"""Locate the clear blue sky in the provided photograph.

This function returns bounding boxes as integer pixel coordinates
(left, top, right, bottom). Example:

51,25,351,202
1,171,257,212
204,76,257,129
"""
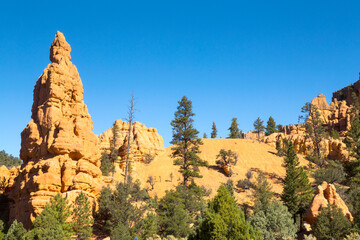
1,1,360,157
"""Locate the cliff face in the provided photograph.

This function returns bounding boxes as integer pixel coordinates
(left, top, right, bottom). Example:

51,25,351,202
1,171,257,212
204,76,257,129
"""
10,32,102,228
98,119,165,167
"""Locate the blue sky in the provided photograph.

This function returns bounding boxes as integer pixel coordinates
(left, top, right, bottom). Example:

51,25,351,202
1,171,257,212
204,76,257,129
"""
1,1,360,157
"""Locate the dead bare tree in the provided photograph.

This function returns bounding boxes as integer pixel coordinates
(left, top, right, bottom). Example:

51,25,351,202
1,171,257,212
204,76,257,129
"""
124,91,135,183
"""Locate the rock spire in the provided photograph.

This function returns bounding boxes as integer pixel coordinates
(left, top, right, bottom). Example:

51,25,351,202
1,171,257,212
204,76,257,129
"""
10,31,102,228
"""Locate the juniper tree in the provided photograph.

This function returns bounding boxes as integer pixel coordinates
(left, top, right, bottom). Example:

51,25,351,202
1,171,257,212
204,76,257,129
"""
250,200,297,240
216,149,237,177
281,142,313,221
73,192,93,240
253,117,265,140
211,122,217,138
265,116,276,136
228,118,241,139
170,96,208,186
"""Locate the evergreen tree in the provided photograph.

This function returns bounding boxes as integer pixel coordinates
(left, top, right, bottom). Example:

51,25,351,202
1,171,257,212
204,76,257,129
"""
344,117,360,185
252,171,274,212
211,122,217,139
228,118,241,139
4,220,27,240
250,200,297,240
110,122,119,168
100,152,114,176
0,150,21,169
300,103,328,165
265,116,276,136
203,133,207,139
276,124,283,132
281,142,313,219
253,117,265,140
29,193,73,239
96,180,157,239
157,189,191,238
191,185,261,240
73,192,93,240
312,204,352,240
170,96,208,185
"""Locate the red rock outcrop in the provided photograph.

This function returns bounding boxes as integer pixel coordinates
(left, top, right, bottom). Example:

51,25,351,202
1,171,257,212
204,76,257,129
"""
303,182,353,225
9,31,102,228
98,119,165,167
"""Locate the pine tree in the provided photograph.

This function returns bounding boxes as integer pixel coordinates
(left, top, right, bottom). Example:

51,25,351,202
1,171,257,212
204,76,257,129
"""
170,96,208,185
73,192,93,240
252,171,274,212
96,180,157,239
281,142,313,219
312,204,352,240
265,116,276,136
29,193,73,239
228,118,241,139
191,185,261,240
211,122,217,138
300,103,328,165
100,152,114,176
4,220,27,240
253,117,265,140
203,133,207,138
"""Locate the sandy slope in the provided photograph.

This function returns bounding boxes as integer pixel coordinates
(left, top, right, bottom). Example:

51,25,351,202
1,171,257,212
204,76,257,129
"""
131,139,309,203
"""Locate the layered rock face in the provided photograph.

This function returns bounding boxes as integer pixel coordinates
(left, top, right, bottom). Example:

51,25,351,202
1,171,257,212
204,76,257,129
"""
10,32,102,228
303,182,353,225
98,119,165,167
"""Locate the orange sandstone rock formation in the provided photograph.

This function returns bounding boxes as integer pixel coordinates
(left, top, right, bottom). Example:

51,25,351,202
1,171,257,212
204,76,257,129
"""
303,182,353,225
98,119,165,166
9,31,102,228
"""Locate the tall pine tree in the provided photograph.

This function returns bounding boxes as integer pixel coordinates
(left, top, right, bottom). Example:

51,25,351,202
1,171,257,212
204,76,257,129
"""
171,96,208,185
265,116,276,136
73,191,93,240
228,118,241,139
281,142,313,220
211,122,217,139
300,103,328,165
253,117,265,140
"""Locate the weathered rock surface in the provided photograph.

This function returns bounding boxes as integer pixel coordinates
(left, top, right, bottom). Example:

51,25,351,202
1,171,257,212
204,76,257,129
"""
98,119,165,167
303,182,353,225
9,31,102,228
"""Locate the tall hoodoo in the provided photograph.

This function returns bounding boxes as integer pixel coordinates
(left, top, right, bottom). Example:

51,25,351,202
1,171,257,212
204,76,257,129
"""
10,31,102,228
